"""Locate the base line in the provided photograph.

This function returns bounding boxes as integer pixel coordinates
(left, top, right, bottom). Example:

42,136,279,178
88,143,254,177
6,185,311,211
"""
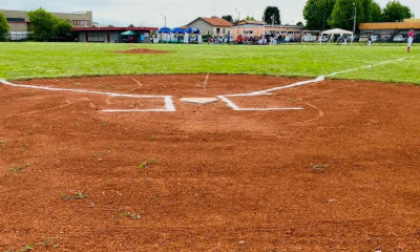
218,56,414,111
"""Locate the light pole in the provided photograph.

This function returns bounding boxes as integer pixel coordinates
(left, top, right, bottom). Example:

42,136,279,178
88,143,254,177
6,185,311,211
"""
160,13,166,27
352,3,357,42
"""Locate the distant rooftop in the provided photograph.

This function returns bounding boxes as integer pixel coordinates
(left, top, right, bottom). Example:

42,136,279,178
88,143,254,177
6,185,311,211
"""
187,17,233,27
235,20,266,26
201,17,233,27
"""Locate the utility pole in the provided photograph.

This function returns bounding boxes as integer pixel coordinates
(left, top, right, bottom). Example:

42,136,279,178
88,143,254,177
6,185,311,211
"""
160,13,167,27
272,14,275,36
352,3,357,42
322,0,327,31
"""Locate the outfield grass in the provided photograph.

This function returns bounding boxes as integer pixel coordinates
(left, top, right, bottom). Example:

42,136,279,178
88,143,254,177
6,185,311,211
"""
0,42,418,84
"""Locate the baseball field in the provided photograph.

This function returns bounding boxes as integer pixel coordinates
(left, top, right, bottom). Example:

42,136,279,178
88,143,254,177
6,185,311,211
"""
0,42,419,251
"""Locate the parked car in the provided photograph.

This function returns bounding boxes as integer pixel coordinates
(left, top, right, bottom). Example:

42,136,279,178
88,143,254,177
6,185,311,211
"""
359,35,369,42
349,35,359,42
379,35,391,42
318,36,329,42
393,35,406,42
359,35,377,43
302,35,317,42
284,36,297,43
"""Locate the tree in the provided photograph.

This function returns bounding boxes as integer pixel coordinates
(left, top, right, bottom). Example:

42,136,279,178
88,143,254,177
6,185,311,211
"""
330,0,355,30
54,19,73,41
330,0,382,32
296,21,304,26
222,15,233,23
382,0,413,22
303,0,336,30
0,11,10,41
263,6,281,25
370,1,383,22
28,8,58,41
245,16,255,21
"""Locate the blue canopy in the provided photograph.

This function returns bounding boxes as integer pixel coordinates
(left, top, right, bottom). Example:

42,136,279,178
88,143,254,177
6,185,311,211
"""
171,28,185,34
158,27,171,34
185,27,201,35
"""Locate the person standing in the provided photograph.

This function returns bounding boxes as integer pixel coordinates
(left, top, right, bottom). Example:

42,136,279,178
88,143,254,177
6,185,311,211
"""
407,28,415,53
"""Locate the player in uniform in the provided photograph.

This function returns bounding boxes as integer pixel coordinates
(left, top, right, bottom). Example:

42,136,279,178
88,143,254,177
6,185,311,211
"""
407,28,414,53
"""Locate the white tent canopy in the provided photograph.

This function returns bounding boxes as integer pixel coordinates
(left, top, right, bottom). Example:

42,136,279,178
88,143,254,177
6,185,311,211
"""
320,28,353,42
321,28,353,37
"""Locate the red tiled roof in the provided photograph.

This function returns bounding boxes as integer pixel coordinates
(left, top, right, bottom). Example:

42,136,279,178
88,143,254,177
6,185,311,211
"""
201,17,233,27
72,26,158,32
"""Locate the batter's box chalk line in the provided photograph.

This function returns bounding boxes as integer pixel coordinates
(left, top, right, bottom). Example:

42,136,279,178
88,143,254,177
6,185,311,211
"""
0,56,413,113
0,79,176,113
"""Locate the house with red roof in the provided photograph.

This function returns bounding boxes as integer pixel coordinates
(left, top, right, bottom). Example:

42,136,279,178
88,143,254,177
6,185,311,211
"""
186,17,233,38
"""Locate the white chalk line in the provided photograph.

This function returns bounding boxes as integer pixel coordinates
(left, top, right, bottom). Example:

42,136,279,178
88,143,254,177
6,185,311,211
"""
325,56,410,77
218,56,413,111
218,77,325,111
0,79,176,113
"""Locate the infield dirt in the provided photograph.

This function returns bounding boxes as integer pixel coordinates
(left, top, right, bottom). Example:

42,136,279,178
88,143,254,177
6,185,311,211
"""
0,74,419,251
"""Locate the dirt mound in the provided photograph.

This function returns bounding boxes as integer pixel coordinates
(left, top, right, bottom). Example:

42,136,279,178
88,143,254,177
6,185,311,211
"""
115,48,171,54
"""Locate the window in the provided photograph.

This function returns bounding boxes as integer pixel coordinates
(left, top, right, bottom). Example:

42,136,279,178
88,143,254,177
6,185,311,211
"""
216,28,220,34
72,20,91,27
7,18,25,22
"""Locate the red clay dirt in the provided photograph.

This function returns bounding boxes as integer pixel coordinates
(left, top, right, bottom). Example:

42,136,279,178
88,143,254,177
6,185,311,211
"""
114,48,171,54
0,74,419,251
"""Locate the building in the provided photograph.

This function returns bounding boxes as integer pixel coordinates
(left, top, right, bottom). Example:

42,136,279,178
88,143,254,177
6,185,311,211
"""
359,19,419,41
186,17,233,37
265,24,305,41
1,9,93,40
72,26,158,43
232,20,304,41
232,20,266,40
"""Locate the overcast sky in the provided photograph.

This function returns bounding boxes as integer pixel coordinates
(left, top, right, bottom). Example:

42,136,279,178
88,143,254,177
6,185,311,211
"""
0,0,419,27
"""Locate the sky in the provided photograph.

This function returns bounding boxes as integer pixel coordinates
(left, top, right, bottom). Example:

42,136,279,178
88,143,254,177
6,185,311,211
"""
0,0,419,27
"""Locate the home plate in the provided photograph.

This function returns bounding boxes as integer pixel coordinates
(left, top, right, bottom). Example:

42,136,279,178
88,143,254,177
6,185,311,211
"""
180,97,219,104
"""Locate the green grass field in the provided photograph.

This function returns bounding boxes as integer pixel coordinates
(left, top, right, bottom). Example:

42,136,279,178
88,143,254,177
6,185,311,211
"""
0,42,418,84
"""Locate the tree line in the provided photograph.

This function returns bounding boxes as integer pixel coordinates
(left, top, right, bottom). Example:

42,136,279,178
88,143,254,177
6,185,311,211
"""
304,0,413,31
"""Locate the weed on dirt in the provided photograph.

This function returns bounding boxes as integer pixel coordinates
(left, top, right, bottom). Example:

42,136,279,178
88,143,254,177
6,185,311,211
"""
61,190,89,200
10,163,30,173
13,236,59,252
138,158,157,170
0,139,7,149
312,164,328,173
119,211,141,220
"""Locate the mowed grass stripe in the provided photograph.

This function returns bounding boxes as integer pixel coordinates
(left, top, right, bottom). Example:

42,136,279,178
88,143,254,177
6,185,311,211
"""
0,42,418,84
